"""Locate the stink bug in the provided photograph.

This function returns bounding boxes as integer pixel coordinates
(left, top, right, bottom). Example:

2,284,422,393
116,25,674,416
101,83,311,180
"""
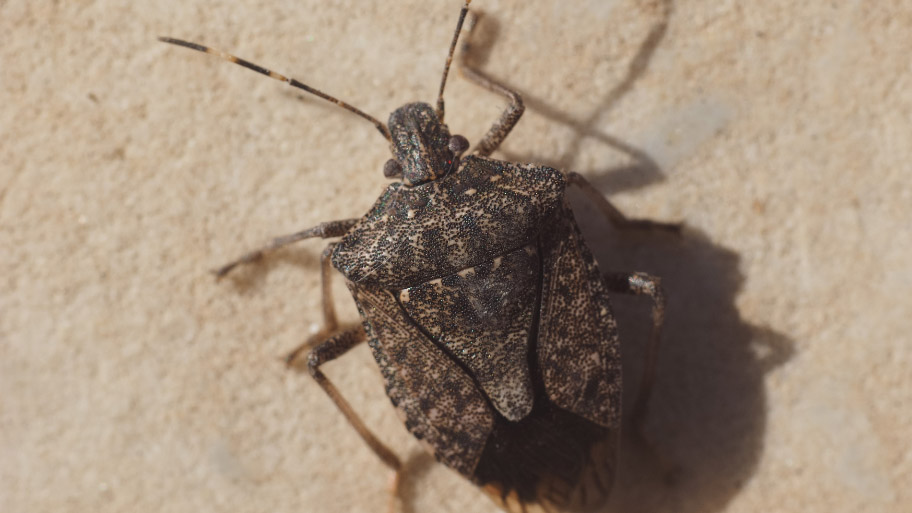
161,2,670,511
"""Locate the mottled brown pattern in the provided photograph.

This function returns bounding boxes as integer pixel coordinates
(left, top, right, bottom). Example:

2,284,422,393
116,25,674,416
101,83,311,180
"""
350,283,495,476
332,155,564,289
339,185,624,505
399,244,539,421
538,203,622,428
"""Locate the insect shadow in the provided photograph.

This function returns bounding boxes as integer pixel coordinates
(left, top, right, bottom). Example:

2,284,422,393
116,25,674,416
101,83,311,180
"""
492,0,673,194
578,214,794,513
220,248,322,294
467,1,795,511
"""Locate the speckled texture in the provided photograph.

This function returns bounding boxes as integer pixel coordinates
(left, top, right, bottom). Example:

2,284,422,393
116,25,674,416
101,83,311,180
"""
2,1,910,513
333,155,564,288
388,103,455,185
539,203,623,429
352,283,494,477
400,244,538,422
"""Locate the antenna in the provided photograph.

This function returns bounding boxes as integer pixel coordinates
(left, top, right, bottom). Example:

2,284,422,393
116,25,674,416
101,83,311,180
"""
158,37,391,141
435,1,472,122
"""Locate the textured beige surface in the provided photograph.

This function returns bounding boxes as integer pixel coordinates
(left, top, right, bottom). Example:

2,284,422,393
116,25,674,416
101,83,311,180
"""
3,0,910,512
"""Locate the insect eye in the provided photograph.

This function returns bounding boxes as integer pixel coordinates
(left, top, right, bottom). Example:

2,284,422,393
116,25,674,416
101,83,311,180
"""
448,134,469,157
383,159,403,179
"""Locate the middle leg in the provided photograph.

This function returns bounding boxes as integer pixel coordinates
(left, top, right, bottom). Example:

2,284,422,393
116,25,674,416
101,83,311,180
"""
305,326,404,511
603,270,679,481
602,271,665,434
285,242,357,367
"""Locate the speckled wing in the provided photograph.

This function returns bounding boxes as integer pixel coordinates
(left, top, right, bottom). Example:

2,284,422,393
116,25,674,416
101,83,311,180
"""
537,203,622,428
333,155,565,289
349,283,495,476
398,244,539,422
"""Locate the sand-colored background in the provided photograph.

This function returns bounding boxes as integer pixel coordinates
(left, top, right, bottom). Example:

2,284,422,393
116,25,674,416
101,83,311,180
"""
2,0,909,512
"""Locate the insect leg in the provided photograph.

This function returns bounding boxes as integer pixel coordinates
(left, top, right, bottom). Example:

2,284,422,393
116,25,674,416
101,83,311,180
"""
306,326,404,506
213,218,359,278
457,10,525,157
565,172,681,233
602,271,665,435
282,242,359,367
603,271,680,484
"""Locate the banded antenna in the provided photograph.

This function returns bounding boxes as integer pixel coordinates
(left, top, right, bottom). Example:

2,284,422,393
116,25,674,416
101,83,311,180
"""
157,37,391,141
435,1,472,122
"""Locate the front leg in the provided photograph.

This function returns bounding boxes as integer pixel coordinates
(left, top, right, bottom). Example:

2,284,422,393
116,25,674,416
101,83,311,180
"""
213,218,360,278
458,10,525,157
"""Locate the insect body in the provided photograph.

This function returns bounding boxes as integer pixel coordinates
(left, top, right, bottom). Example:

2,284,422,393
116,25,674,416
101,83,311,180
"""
161,2,667,512
339,152,625,509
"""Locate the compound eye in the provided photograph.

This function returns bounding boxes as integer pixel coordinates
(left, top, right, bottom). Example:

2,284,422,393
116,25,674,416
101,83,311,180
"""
383,159,403,179
448,134,469,157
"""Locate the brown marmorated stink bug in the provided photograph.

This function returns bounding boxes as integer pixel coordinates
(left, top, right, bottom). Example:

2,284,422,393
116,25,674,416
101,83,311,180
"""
161,2,672,511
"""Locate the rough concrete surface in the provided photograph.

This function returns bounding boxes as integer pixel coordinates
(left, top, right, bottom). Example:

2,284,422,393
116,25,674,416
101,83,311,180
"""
2,1,910,512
